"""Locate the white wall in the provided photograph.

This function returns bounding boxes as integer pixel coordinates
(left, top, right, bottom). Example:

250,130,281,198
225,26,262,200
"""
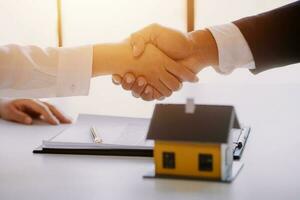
0,0,57,46
61,0,186,45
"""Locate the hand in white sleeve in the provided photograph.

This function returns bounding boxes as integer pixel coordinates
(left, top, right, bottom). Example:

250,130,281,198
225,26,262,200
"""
208,23,255,74
0,44,93,98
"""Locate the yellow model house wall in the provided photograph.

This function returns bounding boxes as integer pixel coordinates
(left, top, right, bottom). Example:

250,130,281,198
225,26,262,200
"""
154,141,221,179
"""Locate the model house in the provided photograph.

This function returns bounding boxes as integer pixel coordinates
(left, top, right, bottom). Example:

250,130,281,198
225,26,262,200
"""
146,102,241,181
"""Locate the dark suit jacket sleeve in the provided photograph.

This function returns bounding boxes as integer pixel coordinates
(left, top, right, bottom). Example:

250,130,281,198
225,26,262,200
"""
233,1,300,74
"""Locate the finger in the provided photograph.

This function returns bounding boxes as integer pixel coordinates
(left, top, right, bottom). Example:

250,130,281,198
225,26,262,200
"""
141,85,155,101
43,102,72,124
131,76,147,97
153,89,165,101
7,106,33,125
164,58,199,83
153,80,172,97
26,100,60,125
130,33,146,57
160,71,182,91
121,73,136,90
112,74,122,85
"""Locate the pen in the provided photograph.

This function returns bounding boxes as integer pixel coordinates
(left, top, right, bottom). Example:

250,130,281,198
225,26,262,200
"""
90,126,102,143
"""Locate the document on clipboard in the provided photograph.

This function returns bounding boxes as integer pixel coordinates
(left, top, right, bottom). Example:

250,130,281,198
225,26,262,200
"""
33,114,153,156
33,114,250,158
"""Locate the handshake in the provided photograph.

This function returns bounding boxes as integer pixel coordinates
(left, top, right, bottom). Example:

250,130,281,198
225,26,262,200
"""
92,24,219,101
0,25,218,126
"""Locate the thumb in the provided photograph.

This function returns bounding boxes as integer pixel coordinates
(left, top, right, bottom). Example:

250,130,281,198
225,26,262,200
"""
8,107,33,125
130,33,146,57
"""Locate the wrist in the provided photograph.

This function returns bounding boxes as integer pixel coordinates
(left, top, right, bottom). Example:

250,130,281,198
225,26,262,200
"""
188,29,219,68
92,42,135,77
92,44,112,77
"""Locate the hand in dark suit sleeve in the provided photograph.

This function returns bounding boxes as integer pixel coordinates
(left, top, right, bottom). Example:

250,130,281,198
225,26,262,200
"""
233,1,300,74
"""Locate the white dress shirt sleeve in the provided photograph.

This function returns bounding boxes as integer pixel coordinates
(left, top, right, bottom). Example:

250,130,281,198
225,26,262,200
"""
208,23,256,74
0,44,93,98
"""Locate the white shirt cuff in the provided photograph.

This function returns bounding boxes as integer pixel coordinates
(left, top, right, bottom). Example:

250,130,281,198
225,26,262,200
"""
208,23,255,74
56,45,93,97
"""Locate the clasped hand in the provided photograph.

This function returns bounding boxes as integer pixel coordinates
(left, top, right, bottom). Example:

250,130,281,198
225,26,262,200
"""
113,24,218,101
111,24,214,101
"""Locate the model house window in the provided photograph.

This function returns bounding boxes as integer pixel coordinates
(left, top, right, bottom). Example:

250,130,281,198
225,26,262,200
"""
199,154,213,171
163,152,176,169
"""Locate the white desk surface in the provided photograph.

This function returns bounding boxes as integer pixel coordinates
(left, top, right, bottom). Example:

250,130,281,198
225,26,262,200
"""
1,83,300,200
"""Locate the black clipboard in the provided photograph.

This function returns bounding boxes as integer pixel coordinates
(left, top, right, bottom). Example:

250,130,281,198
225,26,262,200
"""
33,145,153,157
33,128,250,160
233,127,251,160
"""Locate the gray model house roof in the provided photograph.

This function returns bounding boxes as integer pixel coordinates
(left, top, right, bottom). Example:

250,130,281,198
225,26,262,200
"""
146,104,240,143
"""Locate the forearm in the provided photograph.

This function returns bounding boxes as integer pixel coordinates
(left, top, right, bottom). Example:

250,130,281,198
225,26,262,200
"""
190,1,300,75
0,44,92,97
233,1,300,73
188,25,257,75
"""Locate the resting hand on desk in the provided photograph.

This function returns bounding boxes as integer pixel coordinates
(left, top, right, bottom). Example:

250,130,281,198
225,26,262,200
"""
112,24,218,101
0,99,71,125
